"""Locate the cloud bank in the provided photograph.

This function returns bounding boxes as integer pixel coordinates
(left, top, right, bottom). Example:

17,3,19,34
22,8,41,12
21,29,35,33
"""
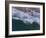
12,8,40,24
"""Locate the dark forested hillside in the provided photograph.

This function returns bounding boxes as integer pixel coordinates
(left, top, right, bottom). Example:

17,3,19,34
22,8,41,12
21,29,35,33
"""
12,19,40,31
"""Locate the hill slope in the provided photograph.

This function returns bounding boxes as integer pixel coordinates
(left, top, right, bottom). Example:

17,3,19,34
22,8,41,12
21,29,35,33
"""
12,19,40,31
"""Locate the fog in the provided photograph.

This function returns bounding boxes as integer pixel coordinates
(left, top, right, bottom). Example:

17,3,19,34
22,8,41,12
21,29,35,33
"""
12,8,40,24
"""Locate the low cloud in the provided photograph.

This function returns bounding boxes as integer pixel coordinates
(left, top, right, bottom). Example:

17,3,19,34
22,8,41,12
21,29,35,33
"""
12,8,40,24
